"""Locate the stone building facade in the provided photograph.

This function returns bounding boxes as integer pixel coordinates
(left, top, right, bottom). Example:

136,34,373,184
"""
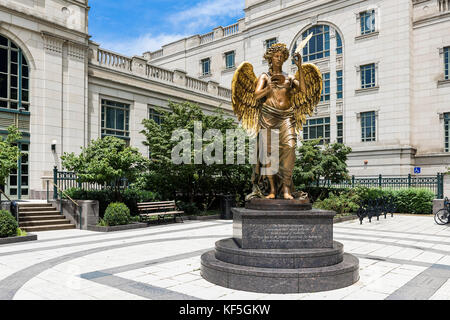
147,0,450,178
0,0,232,200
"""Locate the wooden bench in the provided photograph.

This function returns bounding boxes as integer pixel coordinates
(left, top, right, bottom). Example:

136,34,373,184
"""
137,201,184,224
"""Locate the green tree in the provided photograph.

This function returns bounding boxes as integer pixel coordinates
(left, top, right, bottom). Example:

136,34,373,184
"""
140,101,252,210
0,126,22,189
293,139,352,188
61,136,149,199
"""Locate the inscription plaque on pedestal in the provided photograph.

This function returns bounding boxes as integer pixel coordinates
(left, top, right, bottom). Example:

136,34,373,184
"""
232,208,335,249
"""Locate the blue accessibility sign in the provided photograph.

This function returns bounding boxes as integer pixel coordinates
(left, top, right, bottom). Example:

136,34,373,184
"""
414,167,421,174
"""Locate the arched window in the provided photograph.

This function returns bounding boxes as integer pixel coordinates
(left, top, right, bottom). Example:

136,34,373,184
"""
296,25,343,62
302,25,330,62
0,34,29,111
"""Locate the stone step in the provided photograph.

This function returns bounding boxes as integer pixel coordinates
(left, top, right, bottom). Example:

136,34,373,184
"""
17,203,53,208
20,219,72,227
19,206,56,212
18,211,62,216
20,215,66,222
21,224,76,232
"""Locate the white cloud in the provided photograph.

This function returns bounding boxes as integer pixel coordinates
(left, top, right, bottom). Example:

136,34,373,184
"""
169,0,245,32
95,0,244,56
97,33,189,57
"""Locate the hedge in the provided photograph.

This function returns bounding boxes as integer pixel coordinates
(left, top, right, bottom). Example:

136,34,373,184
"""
63,188,160,217
313,187,435,215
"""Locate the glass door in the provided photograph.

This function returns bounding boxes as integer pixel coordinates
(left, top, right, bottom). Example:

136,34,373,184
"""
4,142,29,200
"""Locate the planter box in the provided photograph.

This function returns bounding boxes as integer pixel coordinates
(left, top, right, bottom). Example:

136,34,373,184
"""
334,214,359,223
87,222,148,232
0,234,37,245
181,214,220,221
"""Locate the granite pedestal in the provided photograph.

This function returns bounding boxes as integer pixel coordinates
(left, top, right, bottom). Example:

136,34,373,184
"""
201,199,360,294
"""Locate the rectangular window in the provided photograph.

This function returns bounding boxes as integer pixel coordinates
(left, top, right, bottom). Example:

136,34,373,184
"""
337,116,343,143
225,51,235,69
149,107,162,125
101,99,130,139
361,64,376,89
303,117,331,145
201,58,211,76
266,38,277,49
360,10,376,35
337,70,343,99
445,113,450,152
445,47,449,80
321,73,330,102
361,111,376,142
336,33,343,55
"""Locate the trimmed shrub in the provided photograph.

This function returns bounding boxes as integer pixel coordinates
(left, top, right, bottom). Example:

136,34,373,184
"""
103,203,131,226
0,210,18,238
314,191,360,216
64,188,160,217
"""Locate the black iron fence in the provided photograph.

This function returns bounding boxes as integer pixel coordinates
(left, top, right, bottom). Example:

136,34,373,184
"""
313,173,444,199
51,166,128,200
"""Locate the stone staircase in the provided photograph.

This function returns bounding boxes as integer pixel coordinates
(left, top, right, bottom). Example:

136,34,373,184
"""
18,202,76,232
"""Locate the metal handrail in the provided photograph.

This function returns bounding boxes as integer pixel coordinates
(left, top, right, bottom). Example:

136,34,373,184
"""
50,181,79,207
50,180,83,230
0,189,12,202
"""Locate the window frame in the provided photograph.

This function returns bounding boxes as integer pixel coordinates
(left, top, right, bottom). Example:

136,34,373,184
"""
101,99,130,140
359,10,376,35
265,38,278,50
337,115,344,144
360,63,376,89
201,57,211,76
445,113,450,152
148,106,162,125
225,51,235,70
301,25,330,63
302,117,331,145
0,34,30,112
360,111,377,142
445,47,449,81
337,70,343,99
320,72,330,102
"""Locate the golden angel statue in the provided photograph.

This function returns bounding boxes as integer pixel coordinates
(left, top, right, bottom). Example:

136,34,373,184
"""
231,43,322,201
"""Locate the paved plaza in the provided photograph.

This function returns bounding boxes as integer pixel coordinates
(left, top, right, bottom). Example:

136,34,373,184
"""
1,215,450,300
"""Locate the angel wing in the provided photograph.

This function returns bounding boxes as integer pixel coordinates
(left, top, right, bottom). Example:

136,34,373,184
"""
290,63,323,134
231,62,261,136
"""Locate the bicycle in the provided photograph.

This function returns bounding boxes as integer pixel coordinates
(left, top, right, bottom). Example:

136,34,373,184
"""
435,197,450,225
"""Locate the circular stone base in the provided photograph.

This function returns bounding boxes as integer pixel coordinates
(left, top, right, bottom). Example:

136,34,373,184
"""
215,238,344,269
245,198,312,211
201,251,359,294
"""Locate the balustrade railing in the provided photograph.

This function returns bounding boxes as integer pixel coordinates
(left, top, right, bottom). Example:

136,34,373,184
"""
147,65,174,83
223,23,239,37
97,49,132,71
186,76,209,92
218,87,232,99
200,32,214,44
93,46,231,100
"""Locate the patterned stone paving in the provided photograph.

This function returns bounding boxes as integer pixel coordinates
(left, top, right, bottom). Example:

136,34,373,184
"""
1,215,450,300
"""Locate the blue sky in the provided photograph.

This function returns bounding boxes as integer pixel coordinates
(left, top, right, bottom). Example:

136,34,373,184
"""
89,0,245,56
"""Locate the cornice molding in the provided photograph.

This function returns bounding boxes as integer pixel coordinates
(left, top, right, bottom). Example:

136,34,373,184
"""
0,4,89,40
